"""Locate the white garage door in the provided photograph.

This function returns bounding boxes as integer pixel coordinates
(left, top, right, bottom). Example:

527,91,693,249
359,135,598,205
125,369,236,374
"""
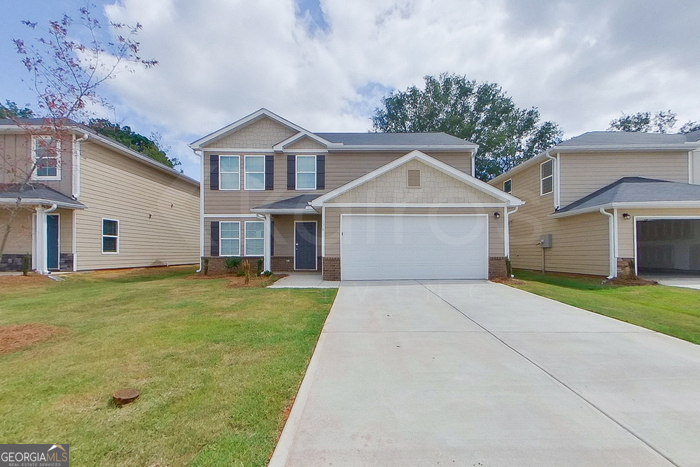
340,215,488,280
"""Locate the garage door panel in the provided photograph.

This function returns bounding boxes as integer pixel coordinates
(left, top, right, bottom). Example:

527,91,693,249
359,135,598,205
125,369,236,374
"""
341,215,488,280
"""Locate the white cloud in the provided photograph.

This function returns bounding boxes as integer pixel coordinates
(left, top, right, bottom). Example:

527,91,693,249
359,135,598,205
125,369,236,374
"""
100,0,700,180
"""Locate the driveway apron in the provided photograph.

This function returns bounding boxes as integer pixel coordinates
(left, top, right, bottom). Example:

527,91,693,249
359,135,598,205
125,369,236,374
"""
270,280,700,467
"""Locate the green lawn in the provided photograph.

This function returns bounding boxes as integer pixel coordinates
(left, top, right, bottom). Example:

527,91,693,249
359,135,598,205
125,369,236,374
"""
0,267,336,466
511,269,700,345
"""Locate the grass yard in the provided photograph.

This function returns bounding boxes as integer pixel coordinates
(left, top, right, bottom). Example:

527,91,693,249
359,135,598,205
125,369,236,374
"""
0,266,336,466
511,269,700,345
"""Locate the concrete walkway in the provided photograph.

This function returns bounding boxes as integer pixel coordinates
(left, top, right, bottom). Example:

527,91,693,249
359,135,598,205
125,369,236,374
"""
270,280,700,467
643,274,700,290
268,272,339,289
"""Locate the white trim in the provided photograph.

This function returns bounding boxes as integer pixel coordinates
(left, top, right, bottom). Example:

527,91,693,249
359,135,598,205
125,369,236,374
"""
613,207,619,270
689,151,694,184
555,152,561,208
203,213,260,218
101,218,120,255
244,220,265,256
295,155,317,191
294,220,318,271
323,203,510,208
244,155,266,191
339,213,490,280
553,201,700,218
632,215,700,276
326,145,477,152
0,198,85,209
321,206,326,258
31,135,62,181
219,220,241,257
502,178,512,194
72,209,77,271
263,214,272,271
471,150,476,178
311,150,522,208
504,206,519,258
219,155,241,191
31,211,37,271
273,132,332,152
198,150,205,269
250,207,317,215
540,159,554,196
599,208,615,279
72,132,87,198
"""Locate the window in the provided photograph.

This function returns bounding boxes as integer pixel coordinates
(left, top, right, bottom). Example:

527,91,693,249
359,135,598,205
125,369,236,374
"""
503,179,512,193
102,219,119,254
32,135,61,180
245,221,264,256
220,155,240,190
220,222,240,256
540,160,553,195
296,155,316,190
245,155,265,190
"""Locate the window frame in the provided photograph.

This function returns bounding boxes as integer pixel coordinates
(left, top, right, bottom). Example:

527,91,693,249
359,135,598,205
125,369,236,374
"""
244,155,266,191
503,179,512,194
101,218,120,254
219,155,240,190
31,135,61,181
219,221,241,257
295,155,317,191
244,221,265,256
540,160,553,196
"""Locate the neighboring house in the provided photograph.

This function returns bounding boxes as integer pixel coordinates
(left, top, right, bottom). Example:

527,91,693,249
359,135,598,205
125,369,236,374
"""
0,119,200,273
190,109,523,281
489,131,700,278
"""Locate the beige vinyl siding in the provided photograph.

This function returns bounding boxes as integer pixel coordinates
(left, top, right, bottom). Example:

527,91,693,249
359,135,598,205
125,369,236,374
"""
76,141,199,270
271,215,321,257
617,208,700,258
0,208,33,253
203,150,473,214
56,209,73,254
285,137,327,150
324,207,504,258
506,162,610,276
0,133,73,194
559,152,689,206
202,117,296,149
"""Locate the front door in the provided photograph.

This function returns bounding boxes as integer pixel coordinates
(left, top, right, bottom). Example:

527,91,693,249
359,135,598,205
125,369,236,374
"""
295,222,317,270
46,214,59,270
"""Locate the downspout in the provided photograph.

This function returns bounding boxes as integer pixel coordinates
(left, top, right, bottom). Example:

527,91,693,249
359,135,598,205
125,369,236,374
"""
600,208,616,279
544,152,560,209
470,149,477,178
72,132,88,198
504,206,519,259
194,149,205,273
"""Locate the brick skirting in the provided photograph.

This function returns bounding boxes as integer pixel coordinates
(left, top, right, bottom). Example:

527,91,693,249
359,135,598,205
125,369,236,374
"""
201,256,263,275
323,257,340,281
488,257,508,279
272,256,294,272
1,253,74,272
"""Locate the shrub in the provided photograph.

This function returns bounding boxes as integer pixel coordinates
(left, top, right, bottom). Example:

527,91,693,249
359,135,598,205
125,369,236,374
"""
22,253,31,276
257,258,264,276
225,257,242,270
262,270,273,277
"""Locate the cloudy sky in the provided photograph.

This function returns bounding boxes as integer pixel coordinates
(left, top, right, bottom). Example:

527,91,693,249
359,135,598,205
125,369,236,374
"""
3,0,700,180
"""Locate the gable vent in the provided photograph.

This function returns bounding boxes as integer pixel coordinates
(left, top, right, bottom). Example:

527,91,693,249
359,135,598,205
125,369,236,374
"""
407,169,421,188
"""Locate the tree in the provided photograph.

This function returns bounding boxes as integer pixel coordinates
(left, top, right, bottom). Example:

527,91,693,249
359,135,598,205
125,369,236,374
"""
86,119,180,168
1,4,156,266
372,73,563,181
0,100,34,119
608,110,700,134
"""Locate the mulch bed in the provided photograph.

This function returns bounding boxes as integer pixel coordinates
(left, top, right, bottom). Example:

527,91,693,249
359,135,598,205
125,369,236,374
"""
187,273,287,288
605,277,658,286
0,323,64,355
490,277,526,285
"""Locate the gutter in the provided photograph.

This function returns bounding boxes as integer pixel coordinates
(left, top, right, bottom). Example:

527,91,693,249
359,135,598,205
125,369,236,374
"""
0,198,86,209
193,149,204,273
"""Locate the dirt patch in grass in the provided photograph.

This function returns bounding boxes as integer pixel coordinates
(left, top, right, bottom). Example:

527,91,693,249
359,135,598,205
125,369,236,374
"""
0,323,64,355
188,273,287,288
0,273,51,287
490,277,526,285
605,277,658,286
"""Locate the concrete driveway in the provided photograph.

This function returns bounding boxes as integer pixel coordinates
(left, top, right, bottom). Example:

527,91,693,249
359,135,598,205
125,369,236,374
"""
270,281,700,467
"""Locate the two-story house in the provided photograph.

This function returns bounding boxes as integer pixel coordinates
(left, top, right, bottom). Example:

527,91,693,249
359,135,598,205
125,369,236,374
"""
190,109,523,281
489,131,700,278
0,119,200,274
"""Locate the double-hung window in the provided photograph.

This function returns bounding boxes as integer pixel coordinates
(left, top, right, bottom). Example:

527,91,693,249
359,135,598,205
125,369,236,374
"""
245,221,264,256
244,155,265,190
296,155,316,190
219,155,240,190
32,135,61,180
540,160,553,195
102,219,119,254
220,222,240,256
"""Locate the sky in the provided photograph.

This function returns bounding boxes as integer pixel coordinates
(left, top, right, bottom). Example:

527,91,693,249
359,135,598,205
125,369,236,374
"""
3,0,700,181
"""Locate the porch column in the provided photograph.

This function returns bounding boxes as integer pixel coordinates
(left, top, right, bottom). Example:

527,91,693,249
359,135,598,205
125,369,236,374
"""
35,206,48,274
264,214,272,272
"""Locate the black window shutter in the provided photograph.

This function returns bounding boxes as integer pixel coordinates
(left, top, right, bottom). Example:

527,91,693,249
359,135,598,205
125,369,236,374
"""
265,155,274,190
316,155,325,190
209,155,219,190
287,155,295,190
210,221,219,257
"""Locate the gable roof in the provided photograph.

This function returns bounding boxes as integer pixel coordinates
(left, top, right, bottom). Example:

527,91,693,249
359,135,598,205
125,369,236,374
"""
0,183,86,209
316,132,475,148
250,194,319,214
311,150,523,208
552,177,700,217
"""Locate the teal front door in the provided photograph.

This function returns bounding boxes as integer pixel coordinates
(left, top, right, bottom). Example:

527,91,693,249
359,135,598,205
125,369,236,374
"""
47,214,59,270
